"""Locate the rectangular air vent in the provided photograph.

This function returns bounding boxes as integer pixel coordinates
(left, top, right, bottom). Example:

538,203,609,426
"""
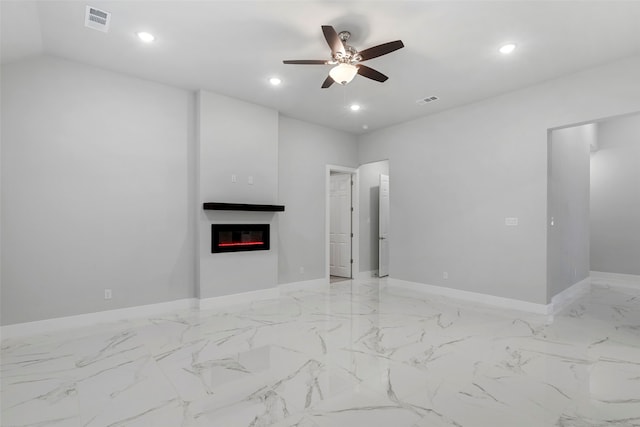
85,6,111,32
416,96,439,106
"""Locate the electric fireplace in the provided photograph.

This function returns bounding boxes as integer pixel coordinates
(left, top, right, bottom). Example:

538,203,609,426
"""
211,224,270,253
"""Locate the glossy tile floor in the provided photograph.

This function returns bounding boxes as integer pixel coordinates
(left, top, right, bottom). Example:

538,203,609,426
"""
2,279,639,427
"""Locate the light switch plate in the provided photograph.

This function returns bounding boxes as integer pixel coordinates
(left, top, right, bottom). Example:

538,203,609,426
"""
505,217,519,226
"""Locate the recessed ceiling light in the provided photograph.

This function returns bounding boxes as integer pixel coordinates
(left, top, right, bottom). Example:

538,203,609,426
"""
269,77,282,86
137,32,155,43
499,43,516,54
350,104,361,112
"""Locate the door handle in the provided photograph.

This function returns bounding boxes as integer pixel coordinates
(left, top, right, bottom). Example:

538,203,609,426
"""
379,237,387,240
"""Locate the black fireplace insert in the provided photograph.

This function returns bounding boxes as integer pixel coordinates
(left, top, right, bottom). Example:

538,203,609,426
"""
211,224,270,253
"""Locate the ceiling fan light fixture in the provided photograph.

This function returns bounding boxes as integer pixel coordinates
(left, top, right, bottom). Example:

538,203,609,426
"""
282,26,403,89
329,63,358,85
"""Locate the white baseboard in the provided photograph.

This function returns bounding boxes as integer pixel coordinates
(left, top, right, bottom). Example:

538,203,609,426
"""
1,298,197,340
385,278,552,314
198,288,279,310
2,287,284,339
1,280,326,340
7,273,626,340
278,278,328,293
550,277,591,313
591,271,640,289
386,277,601,316
355,270,378,280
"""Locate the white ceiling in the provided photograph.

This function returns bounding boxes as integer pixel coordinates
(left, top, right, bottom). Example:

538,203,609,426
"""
2,1,640,134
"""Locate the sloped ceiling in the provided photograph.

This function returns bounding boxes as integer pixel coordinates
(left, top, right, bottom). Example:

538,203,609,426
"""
2,1,640,134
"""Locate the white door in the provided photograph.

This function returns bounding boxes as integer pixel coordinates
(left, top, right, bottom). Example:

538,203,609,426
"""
379,174,390,277
330,173,352,278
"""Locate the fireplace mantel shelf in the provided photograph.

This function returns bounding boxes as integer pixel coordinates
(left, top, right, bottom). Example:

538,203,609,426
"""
203,202,285,212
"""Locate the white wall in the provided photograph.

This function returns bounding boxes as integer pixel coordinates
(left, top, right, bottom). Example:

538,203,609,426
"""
358,56,640,304
591,113,640,275
547,124,593,298
3,51,639,326
197,91,279,298
358,160,389,274
278,116,358,284
1,56,196,325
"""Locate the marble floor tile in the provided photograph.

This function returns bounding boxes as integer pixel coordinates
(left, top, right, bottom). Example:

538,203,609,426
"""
2,279,639,427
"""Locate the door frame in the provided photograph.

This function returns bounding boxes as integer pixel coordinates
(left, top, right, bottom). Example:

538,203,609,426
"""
378,173,390,278
326,165,359,281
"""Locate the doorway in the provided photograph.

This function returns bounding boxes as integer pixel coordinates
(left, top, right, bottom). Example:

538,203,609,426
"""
547,112,640,301
330,172,352,279
326,165,359,282
357,160,390,278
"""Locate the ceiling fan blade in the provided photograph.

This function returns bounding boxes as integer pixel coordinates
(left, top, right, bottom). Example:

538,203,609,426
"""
321,25,345,56
357,65,388,83
358,40,404,62
283,60,328,65
321,75,335,88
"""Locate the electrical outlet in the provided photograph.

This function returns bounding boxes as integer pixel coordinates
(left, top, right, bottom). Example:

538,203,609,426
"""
104,289,112,300
443,272,448,280
248,175,254,185
299,266,305,274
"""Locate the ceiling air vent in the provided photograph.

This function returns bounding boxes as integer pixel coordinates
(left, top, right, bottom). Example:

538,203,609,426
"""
85,6,111,32
416,96,439,106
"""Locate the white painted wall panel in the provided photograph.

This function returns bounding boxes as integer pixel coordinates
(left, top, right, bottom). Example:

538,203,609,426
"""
1,56,195,325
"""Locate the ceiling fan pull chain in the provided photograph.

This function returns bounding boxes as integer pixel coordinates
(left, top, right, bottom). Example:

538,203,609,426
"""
343,84,348,111
343,84,346,107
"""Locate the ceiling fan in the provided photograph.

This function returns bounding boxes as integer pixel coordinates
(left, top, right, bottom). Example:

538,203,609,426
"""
283,25,404,88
